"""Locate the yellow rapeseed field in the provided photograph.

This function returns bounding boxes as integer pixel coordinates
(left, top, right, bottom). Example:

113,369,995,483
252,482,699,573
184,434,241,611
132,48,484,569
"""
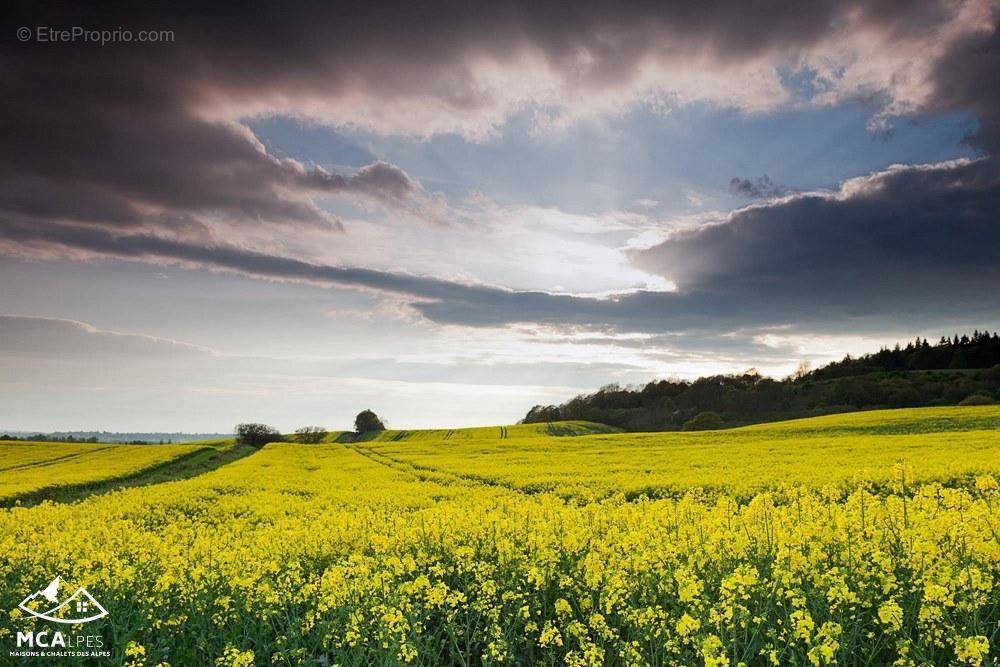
0,441,213,501
0,407,999,665
359,407,1000,500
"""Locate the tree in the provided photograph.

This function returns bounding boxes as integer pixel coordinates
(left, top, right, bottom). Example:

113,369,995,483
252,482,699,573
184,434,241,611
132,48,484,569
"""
235,423,282,447
682,411,725,431
523,405,561,423
294,426,328,444
354,410,386,433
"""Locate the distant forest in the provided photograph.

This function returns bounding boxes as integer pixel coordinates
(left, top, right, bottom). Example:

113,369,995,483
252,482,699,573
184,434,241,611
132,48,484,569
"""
523,330,1000,431
0,431,228,444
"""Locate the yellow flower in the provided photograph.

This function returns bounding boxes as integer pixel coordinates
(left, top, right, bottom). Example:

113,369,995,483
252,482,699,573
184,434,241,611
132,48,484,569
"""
539,623,563,648
877,601,903,632
954,636,989,666
215,647,255,667
700,635,728,667
676,613,701,637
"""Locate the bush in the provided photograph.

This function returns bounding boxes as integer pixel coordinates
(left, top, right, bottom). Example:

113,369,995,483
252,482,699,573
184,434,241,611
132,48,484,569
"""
354,410,386,433
294,426,328,444
235,423,282,447
959,394,997,406
682,411,725,431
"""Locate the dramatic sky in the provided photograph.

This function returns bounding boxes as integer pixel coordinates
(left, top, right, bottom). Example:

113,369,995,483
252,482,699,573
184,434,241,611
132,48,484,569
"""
2,1,999,431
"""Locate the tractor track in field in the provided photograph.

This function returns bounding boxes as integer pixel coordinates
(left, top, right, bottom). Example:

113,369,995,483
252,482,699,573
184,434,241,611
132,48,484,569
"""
347,443,561,499
0,446,117,473
347,439,990,507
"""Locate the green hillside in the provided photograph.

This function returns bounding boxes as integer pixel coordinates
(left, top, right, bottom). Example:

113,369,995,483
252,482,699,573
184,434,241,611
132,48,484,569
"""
327,420,620,443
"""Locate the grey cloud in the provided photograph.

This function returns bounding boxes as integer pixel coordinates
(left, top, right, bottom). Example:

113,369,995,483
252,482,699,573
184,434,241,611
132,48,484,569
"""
1,1,998,344
629,158,1000,326
304,161,447,225
0,315,214,359
4,151,1000,337
341,162,418,201
728,176,789,199
0,220,531,308
2,0,996,250
0,218,709,332
0,88,341,232
0,96,435,237
928,20,1000,152
0,15,445,248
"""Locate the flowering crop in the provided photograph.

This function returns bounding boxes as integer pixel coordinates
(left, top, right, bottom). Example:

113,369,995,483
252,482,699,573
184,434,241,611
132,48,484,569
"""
0,407,998,665
363,406,1000,500
0,441,212,501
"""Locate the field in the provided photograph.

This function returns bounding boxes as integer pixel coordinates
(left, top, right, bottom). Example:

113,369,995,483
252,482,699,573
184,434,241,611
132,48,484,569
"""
0,441,224,502
358,407,1000,500
1,407,999,665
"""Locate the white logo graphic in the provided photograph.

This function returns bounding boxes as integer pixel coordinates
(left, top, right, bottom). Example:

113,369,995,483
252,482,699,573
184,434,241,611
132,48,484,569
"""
18,576,108,624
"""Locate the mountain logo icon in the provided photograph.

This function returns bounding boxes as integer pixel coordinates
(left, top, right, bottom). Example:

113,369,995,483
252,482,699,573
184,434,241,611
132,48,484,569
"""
17,576,108,624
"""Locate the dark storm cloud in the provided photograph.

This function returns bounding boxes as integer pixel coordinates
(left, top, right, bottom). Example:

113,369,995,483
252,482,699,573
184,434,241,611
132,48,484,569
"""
6,156,999,336
2,0,994,242
1,0,998,338
927,19,1000,152
0,6,446,242
402,154,1000,333
630,157,1000,325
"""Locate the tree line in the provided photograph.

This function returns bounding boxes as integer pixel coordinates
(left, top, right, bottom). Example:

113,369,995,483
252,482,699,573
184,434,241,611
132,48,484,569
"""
523,331,1000,432
0,433,103,443
808,330,1000,379
234,409,386,448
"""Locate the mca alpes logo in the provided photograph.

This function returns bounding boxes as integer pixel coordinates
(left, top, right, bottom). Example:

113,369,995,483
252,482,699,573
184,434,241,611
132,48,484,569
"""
18,576,108,624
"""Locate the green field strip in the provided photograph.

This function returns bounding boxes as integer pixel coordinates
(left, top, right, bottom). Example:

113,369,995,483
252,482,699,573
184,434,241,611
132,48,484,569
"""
328,420,618,444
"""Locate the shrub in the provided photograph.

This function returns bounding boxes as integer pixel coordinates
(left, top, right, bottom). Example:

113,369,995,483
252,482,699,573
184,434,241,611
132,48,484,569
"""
682,411,725,431
959,394,997,406
235,423,282,447
294,426,328,444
